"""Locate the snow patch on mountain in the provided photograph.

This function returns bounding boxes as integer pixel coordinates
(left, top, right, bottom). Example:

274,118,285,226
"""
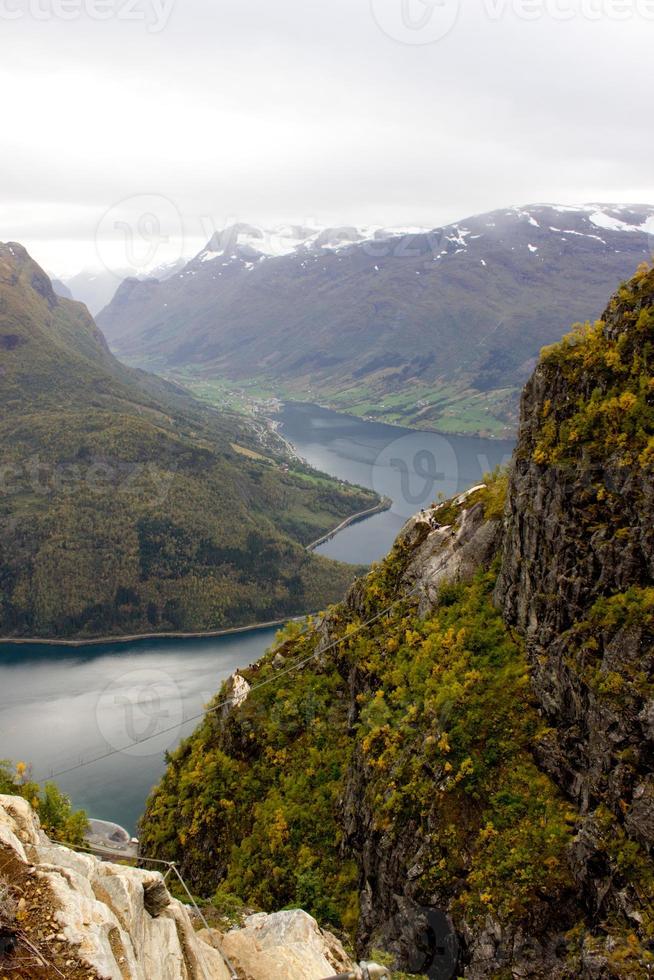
166,204,654,287
193,222,431,267
589,210,654,235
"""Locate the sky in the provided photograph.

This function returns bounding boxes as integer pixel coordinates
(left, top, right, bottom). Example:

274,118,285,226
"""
1,0,653,275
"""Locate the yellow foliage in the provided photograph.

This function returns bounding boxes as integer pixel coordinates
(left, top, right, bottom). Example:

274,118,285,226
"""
437,733,451,754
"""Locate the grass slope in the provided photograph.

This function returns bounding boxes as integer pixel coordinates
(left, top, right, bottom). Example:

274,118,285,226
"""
0,243,376,639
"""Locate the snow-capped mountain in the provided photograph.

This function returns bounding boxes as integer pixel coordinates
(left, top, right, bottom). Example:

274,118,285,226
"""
188,207,653,269
190,222,429,267
97,204,654,434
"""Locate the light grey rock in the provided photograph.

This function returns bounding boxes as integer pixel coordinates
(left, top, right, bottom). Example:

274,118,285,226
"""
400,499,500,616
212,908,355,980
0,795,232,980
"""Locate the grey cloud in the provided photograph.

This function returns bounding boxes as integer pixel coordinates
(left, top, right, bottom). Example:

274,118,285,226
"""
1,0,652,271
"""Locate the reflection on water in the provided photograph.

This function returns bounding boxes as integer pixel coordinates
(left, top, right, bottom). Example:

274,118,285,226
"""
0,629,277,832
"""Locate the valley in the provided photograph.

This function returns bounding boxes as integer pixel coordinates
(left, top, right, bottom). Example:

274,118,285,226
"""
0,405,510,832
97,204,654,436
3,3,654,976
0,243,378,640
140,264,654,976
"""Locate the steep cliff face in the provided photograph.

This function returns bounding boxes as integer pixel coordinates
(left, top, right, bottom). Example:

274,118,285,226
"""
142,480,587,975
141,266,654,978
496,263,654,643
495,264,654,969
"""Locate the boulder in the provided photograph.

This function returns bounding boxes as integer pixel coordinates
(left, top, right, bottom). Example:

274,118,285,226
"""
223,673,251,716
400,499,500,616
214,909,355,980
0,794,232,980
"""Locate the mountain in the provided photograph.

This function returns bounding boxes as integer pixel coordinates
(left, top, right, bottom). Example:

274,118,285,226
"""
57,258,187,315
56,266,133,315
51,277,73,300
98,204,654,436
0,242,378,639
140,263,654,976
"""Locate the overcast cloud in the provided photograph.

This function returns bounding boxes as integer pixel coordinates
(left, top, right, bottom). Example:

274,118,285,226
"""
2,0,653,273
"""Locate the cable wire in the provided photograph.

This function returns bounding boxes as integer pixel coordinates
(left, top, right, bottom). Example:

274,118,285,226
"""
36,586,420,785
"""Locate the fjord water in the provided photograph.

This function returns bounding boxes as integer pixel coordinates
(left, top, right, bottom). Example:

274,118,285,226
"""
0,405,514,831
276,403,515,563
0,629,277,833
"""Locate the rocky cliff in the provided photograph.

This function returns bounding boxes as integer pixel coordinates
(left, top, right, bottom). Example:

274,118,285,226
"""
495,262,654,971
140,265,654,977
0,793,232,980
0,794,362,979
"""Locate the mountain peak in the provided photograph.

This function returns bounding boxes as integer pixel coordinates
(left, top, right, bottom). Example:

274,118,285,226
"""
1,240,59,309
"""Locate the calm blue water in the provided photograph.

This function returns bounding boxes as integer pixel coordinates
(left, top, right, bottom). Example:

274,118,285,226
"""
0,629,278,832
0,404,514,831
277,403,515,564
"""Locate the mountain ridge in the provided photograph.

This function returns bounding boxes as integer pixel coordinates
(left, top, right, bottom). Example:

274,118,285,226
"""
0,242,377,638
98,203,654,436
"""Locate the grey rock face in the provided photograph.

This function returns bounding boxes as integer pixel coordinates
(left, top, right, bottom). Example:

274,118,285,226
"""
494,278,654,966
399,498,501,616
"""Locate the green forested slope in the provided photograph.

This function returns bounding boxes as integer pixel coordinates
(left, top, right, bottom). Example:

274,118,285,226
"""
0,243,375,638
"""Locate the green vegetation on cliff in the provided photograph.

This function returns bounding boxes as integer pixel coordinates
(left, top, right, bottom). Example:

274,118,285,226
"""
140,264,654,978
534,263,654,466
0,761,88,845
140,479,577,946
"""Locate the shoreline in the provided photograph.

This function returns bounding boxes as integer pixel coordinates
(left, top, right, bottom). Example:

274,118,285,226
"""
306,496,393,551
0,500,390,650
0,617,297,650
280,397,516,442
